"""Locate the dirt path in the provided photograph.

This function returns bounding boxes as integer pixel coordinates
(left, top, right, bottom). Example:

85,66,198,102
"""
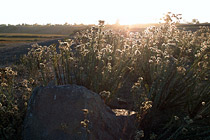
0,39,62,66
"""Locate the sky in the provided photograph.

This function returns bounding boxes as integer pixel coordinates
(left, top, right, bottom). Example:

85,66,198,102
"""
1,0,210,25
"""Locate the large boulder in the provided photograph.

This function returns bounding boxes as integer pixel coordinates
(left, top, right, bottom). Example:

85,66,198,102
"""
23,85,136,140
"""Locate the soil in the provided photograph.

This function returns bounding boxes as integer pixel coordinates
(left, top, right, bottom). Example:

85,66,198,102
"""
0,39,62,67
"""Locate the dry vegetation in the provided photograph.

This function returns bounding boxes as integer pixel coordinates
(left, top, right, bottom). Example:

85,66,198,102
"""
0,13,210,139
0,33,65,45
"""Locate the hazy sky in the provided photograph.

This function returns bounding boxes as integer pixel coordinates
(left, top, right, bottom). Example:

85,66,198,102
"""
1,0,210,25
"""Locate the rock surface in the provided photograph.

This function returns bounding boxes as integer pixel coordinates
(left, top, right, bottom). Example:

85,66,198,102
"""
23,84,136,140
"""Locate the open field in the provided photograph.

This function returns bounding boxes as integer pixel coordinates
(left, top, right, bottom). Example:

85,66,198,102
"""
0,24,91,35
0,39,62,66
0,16,210,139
0,33,67,66
0,33,66,45
0,33,65,38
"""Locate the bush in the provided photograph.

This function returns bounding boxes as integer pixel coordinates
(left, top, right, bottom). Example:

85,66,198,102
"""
1,13,210,139
0,67,34,139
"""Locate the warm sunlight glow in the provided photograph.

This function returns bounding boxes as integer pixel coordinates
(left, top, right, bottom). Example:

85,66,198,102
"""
1,0,210,25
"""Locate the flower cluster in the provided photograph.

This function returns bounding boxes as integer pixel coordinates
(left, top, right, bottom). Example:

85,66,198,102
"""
19,14,210,140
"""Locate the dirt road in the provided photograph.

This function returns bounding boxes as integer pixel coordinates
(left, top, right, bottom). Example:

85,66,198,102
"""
0,39,63,66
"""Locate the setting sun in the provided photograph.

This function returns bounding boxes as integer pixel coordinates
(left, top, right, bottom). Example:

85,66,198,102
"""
1,0,210,25
1,0,210,139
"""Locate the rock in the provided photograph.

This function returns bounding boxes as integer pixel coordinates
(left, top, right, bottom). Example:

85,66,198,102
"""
107,98,129,109
23,84,136,140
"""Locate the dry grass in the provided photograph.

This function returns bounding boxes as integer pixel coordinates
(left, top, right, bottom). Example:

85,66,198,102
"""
0,33,66,44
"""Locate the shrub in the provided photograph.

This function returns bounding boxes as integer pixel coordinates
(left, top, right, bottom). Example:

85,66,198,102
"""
21,21,133,102
1,13,209,139
131,13,210,139
0,67,34,140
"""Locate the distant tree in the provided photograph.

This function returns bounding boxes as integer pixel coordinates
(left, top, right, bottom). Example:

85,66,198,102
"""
0,24,7,26
33,23,38,26
192,19,199,24
64,22,69,25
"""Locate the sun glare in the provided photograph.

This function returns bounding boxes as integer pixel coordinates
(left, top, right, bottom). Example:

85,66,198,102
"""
1,0,210,25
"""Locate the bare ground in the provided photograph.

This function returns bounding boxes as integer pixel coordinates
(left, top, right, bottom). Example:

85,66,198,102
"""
0,39,62,67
